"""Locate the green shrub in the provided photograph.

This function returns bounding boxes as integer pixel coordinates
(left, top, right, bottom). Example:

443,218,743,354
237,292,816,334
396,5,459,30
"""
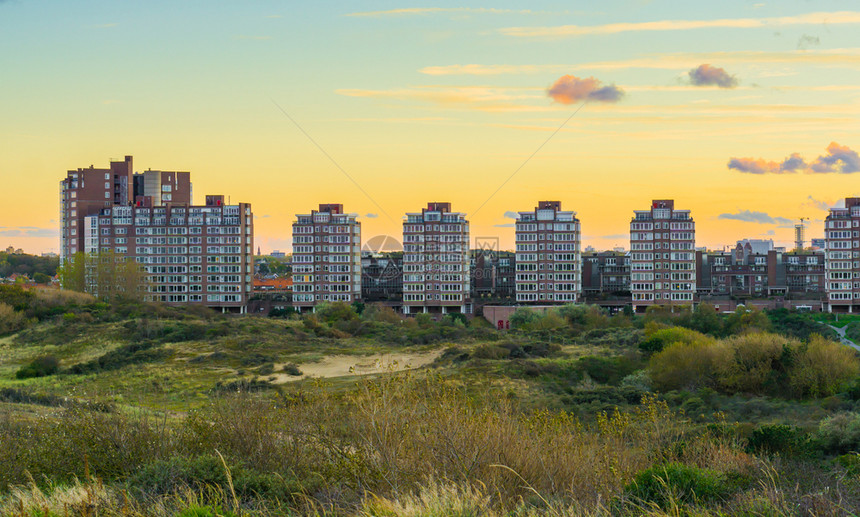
625,463,734,507
577,356,639,385
282,363,303,376
130,454,308,503
68,341,170,374
0,302,28,335
473,344,510,360
15,355,60,379
747,424,815,456
819,412,860,454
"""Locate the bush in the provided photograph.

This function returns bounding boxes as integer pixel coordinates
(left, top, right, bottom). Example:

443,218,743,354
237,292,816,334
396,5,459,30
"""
282,363,303,376
625,463,734,507
747,424,815,456
0,302,28,335
15,355,60,379
577,356,639,385
472,344,510,360
129,454,304,502
68,342,170,374
819,412,860,454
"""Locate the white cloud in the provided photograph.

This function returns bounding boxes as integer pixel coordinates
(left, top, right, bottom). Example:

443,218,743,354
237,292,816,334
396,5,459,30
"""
499,11,860,38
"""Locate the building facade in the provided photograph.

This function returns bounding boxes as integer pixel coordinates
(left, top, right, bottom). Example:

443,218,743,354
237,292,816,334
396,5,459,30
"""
402,202,470,314
630,199,696,312
471,249,515,300
582,250,630,299
361,252,403,303
514,201,581,304
825,198,860,312
291,204,361,310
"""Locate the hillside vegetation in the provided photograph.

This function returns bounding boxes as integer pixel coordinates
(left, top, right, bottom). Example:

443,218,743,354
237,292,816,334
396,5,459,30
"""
1,287,860,516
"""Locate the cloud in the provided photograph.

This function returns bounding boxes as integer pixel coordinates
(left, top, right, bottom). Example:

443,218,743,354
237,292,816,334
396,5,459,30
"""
718,211,793,225
547,75,624,104
364,213,379,218
805,196,832,211
503,211,518,219
254,214,270,219
797,34,820,50
493,223,516,228
809,142,860,173
498,11,860,37
688,64,738,88
0,227,59,238
420,49,860,76
347,7,538,17
728,143,859,174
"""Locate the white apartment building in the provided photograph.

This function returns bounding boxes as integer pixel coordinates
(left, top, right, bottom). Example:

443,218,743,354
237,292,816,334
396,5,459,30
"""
630,199,696,312
402,202,470,314
291,204,362,310
515,201,581,304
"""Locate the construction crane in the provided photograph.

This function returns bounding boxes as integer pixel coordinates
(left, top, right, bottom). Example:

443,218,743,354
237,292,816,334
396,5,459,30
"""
794,217,807,251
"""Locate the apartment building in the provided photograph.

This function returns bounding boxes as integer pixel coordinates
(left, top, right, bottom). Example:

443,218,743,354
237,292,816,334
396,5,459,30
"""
630,199,696,312
402,202,470,314
582,250,630,298
471,249,515,300
361,251,403,303
825,198,860,312
515,201,581,304
60,156,192,262
291,204,361,310
60,156,253,311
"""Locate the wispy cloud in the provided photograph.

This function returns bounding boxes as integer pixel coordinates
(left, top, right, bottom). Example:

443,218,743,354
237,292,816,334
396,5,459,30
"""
347,7,539,17
364,213,379,218
688,64,738,88
0,227,59,238
503,211,518,219
498,11,860,38
420,49,860,76
493,223,516,228
728,142,860,174
547,75,624,103
717,211,793,225
804,196,833,211
797,33,820,50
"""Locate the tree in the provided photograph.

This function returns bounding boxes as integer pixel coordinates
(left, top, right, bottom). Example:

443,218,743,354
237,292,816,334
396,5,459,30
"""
58,251,147,302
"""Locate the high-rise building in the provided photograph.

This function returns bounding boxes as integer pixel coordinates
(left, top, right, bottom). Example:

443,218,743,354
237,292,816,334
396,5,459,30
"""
291,204,361,310
60,156,253,311
514,201,581,304
402,202,470,314
824,198,860,312
629,199,696,312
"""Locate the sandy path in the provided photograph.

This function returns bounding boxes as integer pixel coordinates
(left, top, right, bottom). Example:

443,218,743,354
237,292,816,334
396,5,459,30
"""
269,350,442,383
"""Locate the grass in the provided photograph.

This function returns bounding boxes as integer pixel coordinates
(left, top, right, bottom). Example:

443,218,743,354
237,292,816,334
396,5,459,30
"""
3,299,860,514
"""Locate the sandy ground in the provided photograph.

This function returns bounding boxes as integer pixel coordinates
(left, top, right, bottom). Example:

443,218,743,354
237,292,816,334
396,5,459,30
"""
269,349,442,383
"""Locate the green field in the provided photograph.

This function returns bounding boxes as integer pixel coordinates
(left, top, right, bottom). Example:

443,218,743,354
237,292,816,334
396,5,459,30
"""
2,287,860,516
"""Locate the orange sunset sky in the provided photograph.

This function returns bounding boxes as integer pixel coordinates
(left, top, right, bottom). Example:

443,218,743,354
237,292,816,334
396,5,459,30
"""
1,1,858,255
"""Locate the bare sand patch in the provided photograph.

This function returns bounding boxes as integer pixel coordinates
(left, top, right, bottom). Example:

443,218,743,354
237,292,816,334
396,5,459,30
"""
270,349,442,383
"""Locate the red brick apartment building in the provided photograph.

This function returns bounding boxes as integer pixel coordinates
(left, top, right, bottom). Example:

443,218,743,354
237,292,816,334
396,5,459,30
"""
291,204,361,310
630,199,696,312
402,202,471,314
515,201,582,304
59,156,253,312
825,198,860,312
